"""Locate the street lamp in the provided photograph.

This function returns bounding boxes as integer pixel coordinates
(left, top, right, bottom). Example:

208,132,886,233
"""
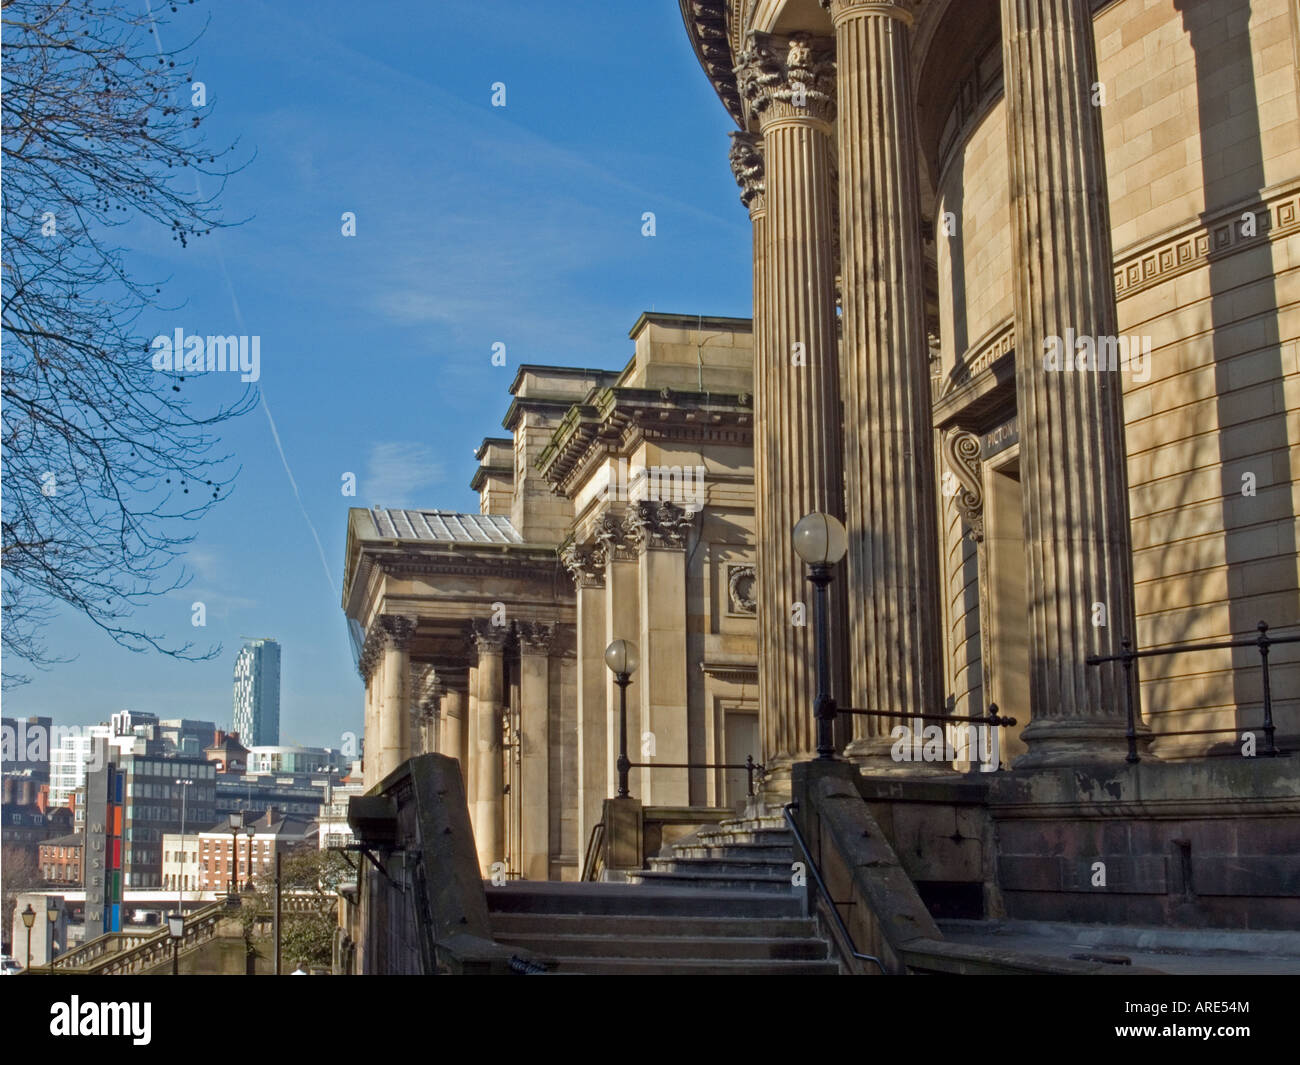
604,639,640,798
46,902,59,959
793,511,848,759
244,823,256,891
227,813,243,896
21,903,35,971
166,912,184,976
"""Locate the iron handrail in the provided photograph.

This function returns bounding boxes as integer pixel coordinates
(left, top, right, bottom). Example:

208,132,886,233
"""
1086,620,1297,761
626,754,766,797
782,801,886,975
835,705,1017,770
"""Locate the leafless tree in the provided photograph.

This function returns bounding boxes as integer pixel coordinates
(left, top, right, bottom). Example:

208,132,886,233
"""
2,0,254,686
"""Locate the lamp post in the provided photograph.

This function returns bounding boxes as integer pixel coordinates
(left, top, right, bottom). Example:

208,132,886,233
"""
166,912,184,976
175,778,193,916
244,823,256,891
793,512,849,759
227,813,243,896
46,902,59,961
20,904,35,971
604,639,640,798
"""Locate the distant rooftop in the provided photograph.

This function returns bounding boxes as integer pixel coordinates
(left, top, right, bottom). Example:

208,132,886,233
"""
370,507,524,545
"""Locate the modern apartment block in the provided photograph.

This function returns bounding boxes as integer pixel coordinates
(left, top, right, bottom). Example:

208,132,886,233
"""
232,638,282,747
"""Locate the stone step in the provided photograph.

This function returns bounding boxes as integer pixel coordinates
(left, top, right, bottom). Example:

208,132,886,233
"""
486,882,803,918
495,931,830,961
490,912,817,939
540,955,841,976
671,843,794,861
626,869,799,893
696,827,793,847
647,856,793,878
716,815,789,832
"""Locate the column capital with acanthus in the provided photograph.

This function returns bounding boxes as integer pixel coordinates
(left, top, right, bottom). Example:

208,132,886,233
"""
728,131,765,215
377,614,418,650
470,618,509,655
735,31,836,128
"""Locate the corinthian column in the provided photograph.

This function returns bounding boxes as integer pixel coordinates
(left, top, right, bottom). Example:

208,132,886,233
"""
735,31,846,788
471,620,508,873
729,129,784,788
1000,0,1137,766
377,616,417,782
821,0,943,763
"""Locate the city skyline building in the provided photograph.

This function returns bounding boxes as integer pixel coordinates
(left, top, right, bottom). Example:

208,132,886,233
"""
232,638,282,747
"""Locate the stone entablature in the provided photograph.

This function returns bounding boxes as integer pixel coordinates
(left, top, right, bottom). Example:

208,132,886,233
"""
1112,181,1300,301
537,387,753,499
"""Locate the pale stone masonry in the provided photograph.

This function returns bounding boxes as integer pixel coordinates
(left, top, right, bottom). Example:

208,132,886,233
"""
343,0,1298,887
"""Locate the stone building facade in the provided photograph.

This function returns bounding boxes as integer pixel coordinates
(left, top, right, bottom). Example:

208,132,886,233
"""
681,0,1299,768
341,314,760,880
341,0,1297,920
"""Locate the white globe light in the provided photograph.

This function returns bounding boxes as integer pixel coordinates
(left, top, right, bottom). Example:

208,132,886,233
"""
793,512,848,566
604,639,639,676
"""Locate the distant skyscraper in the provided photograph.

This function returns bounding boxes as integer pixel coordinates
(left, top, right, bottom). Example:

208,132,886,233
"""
233,638,281,746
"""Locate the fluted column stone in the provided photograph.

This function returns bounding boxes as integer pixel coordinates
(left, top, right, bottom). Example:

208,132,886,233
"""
516,621,554,882
562,542,608,850
999,0,1138,766
377,616,417,782
471,620,508,873
735,31,847,787
821,0,944,764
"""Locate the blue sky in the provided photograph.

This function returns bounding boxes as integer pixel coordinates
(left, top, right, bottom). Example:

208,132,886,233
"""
8,0,752,746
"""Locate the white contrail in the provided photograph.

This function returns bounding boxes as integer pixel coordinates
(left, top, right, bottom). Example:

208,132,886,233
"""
143,0,337,597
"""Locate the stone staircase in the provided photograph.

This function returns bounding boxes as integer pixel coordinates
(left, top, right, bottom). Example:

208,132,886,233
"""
487,882,838,974
486,815,839,974
627,813,796,893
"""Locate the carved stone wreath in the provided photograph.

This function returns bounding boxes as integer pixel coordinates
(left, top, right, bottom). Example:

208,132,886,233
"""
727,563,757,614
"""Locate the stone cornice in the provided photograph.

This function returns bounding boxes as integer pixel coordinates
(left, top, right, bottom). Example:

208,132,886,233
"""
728,131,765,214
735,31,836,128
625,499,694,551
678,0,743,126
538,388,753,496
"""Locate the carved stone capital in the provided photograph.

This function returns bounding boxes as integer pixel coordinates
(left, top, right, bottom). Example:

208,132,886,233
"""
942,428,984,542
358,624,384,682
819,0,920,27
728,131,765,214
735,31,836,127
377,614,418,651
470,618,509,655
625,499,694,550
560,542,606,588
516,621,556,656
593,510,637,564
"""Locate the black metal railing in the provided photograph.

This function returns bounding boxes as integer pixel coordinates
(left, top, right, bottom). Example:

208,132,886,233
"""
623,754,766,798
835,705,1018,770
782,801,886,975
1086,620,1298,763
